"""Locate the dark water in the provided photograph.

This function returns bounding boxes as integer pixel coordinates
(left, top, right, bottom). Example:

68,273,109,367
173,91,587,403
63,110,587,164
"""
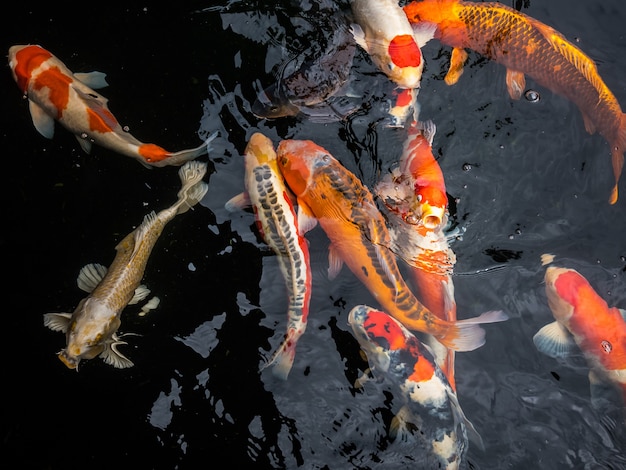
2,1,626,468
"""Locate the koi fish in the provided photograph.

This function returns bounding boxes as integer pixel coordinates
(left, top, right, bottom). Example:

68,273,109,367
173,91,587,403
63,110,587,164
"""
403,0,626,204
349,0,435,89
43,161,209,370
348,305,483,469
276,138,506,351
251,14,357,121
385,87,419,128
375,119,457,387
8,44,210,167
225,132,312,379
533,255,626,405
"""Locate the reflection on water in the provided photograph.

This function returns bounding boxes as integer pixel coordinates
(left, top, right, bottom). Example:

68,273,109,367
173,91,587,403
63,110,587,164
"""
4,1,626,469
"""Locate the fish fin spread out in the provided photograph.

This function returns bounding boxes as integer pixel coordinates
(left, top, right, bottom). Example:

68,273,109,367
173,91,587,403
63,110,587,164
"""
540,253,556,266
419,119,437,146
28,100,55,139
354,368,374,389
224,192,252,212
152,131,218,168
411,20,437,48
77,263,108,293
440,310,508,352
328,243,344,280
76,135,93,154
175,160,209,215
99,333,134,368
445,47,468,86
609,113,626,204
73,71,109,89
43,312,72,333
389,405,420,442
447,389,485,451
129,285,151,305
296,200,318,234
349,23,368,51
533,320,578,358
505,69,526,100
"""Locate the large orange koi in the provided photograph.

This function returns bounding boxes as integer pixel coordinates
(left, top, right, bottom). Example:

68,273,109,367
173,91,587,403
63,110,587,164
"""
403,0,626,204
276,138,506,351
534,255,626,405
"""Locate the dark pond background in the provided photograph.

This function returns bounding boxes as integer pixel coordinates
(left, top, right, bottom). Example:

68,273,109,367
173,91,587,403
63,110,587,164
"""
2,1,626,468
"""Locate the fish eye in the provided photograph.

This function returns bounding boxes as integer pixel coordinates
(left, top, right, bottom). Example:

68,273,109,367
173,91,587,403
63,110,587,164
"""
321,154,331,163
600,340,612,353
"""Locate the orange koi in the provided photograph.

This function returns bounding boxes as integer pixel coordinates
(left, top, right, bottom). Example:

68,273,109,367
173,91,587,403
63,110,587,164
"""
225,133,312,379
276,138,507,351
8,44,210,167
533,255,626,405
350,0,435,89
403,0,626,204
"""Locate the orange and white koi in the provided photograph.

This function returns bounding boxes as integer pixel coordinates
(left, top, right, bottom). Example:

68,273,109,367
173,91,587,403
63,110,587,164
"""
385,87,419,128
276,138,506,351
8,44,211,167
349,0,435,89
533,254,626,404
43,161,209,370
403,0,626,204
226,132,312,380
375,119,457,387
348,305,483,469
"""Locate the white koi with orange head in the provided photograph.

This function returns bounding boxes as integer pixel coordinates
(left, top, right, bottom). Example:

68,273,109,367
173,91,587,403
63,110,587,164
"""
8,44,210,167
349,0,434,89
534,256,626,404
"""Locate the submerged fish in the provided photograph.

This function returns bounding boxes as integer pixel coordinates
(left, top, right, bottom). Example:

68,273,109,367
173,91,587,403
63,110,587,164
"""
225,132,312,379
375,119,457,387
276,138,506,351
403,0,626,204
43,161,209,369
533,255,626,405
348,305,483,469
251,12,357,121
349,0,435,89
9,44,210,167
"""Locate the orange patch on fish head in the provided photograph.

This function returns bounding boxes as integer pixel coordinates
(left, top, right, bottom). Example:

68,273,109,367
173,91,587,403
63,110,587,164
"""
388,35,422,69
138,143,170,163
545,267,580,321
277,140,316,196
363,310,407,351
10,45,52,92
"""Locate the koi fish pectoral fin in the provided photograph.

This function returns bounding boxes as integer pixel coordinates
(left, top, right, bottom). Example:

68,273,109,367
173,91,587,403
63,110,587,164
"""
77,263,108,293
76,135,93,154
28,100,55,139
328,243,344,280
99,334,135,368
532,320,578,358
505,69,526,100
609,115,626,204
445,47,468,86
349,23,368,52
73,71,109,90
43,312,72,333
225,192,252,212
296,200,318,234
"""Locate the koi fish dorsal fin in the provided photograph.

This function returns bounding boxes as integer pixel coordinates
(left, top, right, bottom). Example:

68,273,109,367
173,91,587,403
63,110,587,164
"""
531,19,605,96
43,312,72,333
73,71,109,89
533,320,578,358
76,263,108,293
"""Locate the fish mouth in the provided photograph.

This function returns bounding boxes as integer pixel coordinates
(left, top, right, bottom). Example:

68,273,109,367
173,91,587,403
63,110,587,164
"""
57,351,79,370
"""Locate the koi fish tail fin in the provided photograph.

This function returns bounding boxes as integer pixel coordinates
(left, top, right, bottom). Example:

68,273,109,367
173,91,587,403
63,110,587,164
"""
438,310,508,352
154,131,219,168
261,329,301,380
609,114,626,204
174,161,209,215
